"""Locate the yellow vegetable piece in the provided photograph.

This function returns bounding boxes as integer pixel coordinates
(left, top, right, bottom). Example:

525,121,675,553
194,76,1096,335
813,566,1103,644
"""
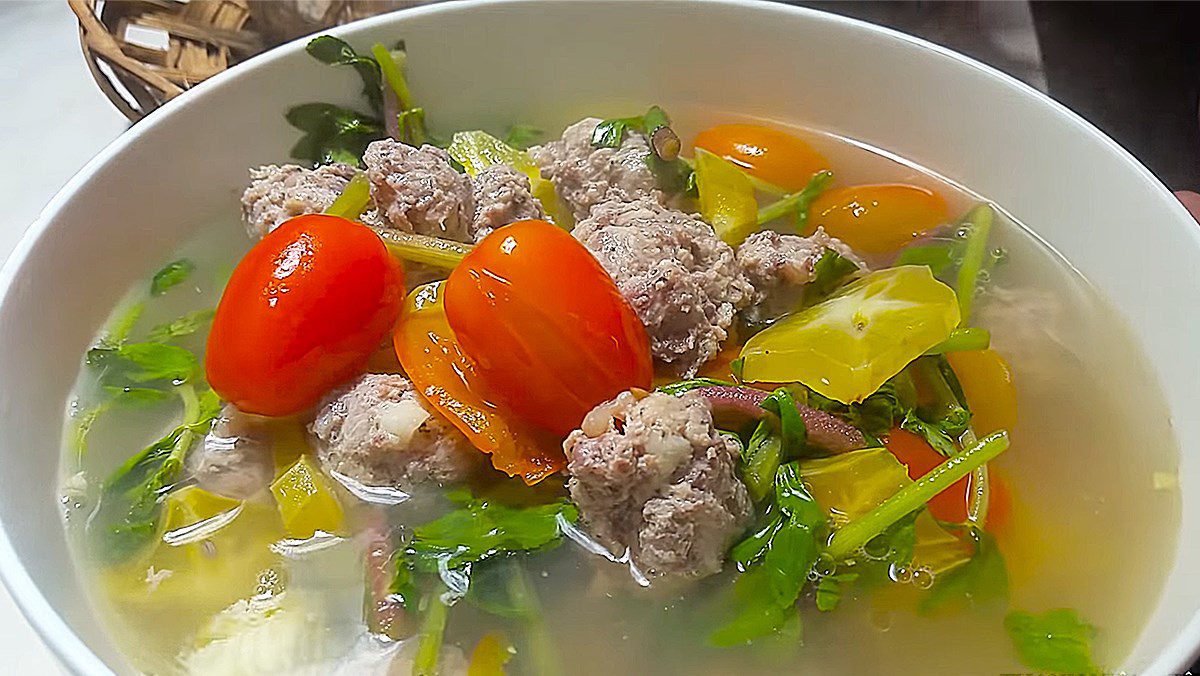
946,348,1018,434
447,131,573,228
694,148,759,246
468,632,515,676
740,266,960,403
100,489,284,664
270,455,345,538
163,485,242,530
800,447,912,527
911,511,973,576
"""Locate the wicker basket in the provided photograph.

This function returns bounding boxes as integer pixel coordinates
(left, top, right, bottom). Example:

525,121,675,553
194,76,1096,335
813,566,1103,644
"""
69,0,416,121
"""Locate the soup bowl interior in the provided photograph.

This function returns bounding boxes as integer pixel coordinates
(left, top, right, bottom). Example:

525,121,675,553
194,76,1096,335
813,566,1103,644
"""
2,1,1198,672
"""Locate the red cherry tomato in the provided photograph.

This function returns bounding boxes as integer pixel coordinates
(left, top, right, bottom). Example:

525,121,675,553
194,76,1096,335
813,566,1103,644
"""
207,214,404,416
443,220,653,435
692,123,830,192
884,428,970,524
393,282,564,484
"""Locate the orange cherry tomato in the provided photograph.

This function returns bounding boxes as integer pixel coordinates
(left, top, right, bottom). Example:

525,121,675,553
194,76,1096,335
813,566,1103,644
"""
947,349,1018,435
393,283,563,483
807,184,948,254
884,428,970,524
692,123,829,192
444,220,653,436
207,214,403,417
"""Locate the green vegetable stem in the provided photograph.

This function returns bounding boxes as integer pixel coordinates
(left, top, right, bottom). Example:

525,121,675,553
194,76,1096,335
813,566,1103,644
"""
955,204,994,323
825,431,1010,559
756,170,834,227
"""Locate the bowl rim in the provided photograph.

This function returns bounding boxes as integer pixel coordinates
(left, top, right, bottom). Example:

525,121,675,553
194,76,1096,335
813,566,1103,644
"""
4,0,1196,673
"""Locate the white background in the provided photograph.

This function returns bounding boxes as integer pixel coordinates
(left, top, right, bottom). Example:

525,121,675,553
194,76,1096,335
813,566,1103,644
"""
0,1,127,672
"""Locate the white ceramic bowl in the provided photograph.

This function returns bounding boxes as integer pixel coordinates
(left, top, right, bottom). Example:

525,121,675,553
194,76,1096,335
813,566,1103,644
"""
3,1,1198,673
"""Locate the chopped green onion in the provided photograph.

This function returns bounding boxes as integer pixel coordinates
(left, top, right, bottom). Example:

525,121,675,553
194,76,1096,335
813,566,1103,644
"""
324,173,372,220
925,327,991,355
370,227,471,270
826,431,1009,559
756,170,834,227
955,204,994,323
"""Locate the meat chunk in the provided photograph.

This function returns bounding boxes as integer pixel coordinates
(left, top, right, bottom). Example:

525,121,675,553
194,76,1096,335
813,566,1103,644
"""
240,163,357,238
470,164,546,241
564,391,752,578
309,374,476,490
573,197,754,376
736,228,867,324
188,404,276,500
530,117,661,219
363,139,476,241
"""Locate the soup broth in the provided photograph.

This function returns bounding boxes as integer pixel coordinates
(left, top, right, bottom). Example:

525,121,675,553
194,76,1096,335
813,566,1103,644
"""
59,120,1180,675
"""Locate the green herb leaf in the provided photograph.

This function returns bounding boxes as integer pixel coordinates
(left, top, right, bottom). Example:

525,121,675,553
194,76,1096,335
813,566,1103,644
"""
741,419,782,503
711,462,825,646
389,560,418,610
814,573,858,612
729,507,783,569
147,309,215,343
90,386,221,562
305,35,383,114
645,153,693,195
761,388,809,460
1004,608,1099,674
921,528,1009,614
467,558,565,676
104,386,173,406
88,342,198,386
405,498,578,571
895,243,956,276
900,412,959,458
286,102,384,167
150,259,195,296
591,115,641,148
912,356,972,437
590,106,691,194
801,250,860,307
805,376,914,439
503,124,543,149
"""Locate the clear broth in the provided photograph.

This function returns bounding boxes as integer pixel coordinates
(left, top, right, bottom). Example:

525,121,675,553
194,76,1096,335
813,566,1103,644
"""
59,122,1180,675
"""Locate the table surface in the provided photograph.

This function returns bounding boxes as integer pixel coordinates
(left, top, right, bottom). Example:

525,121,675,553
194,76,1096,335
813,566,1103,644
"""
2,1,1196,673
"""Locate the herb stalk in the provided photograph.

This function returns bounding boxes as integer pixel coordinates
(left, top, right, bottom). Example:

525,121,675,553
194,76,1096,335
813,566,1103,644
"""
756,170,834,226
371,227,471,270
955,204,994,322
826,431,1009,559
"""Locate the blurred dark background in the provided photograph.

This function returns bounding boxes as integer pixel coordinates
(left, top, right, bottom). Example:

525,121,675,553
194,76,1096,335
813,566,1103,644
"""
797,1,1200,192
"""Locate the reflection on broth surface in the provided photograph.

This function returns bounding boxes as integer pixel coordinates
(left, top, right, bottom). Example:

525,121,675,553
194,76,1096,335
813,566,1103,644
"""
59,112,1178,675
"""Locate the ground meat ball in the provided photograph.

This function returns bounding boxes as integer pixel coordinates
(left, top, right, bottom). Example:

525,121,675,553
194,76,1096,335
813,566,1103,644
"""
240,163,357,238
363,139,475,241
530,117,661,219
470,164,546,241
573,197,754,376
188,404,276,500
736,228,867,324
564,391,752,578
309,374,476,490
